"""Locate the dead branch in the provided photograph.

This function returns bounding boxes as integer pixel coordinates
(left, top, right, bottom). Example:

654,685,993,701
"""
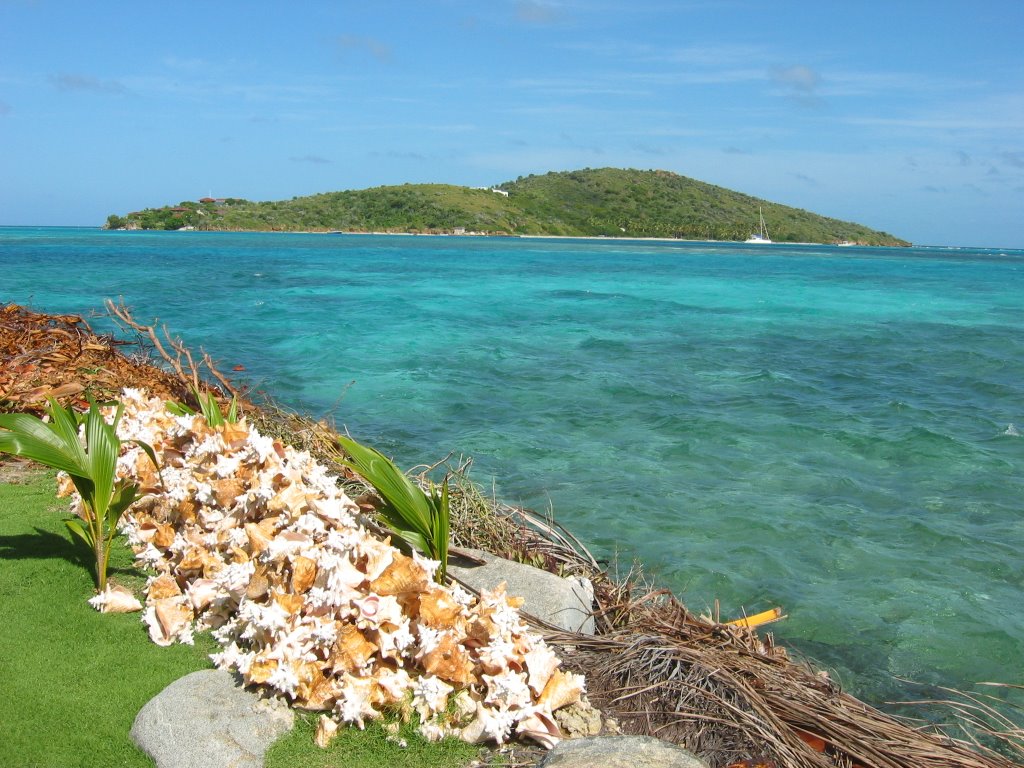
105,298,239,400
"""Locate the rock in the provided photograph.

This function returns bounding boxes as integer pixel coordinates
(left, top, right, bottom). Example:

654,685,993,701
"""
449,548,595,634
554,700,604,738
131,669,294,768
540,736,709,768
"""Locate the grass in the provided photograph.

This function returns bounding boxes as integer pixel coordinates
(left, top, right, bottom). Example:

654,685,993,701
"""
0,467,482,768
0,468,216,767
266,713,480,768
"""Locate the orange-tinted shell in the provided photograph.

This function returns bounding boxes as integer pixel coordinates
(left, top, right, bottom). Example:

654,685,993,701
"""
291,555,317,594
147,573,183,601
370,553,430,596
418,587,464,629
315,715,339,748
537,669,585,711
245,520,276,554
268,482,308,516
421,632,476,686
246,654,278,685
273,590,305,615
246,563,270,600
329,624,378,673
218,418,250,451
213,477,245,508
175,546,206,574
152,597,193,645
175,497,199,524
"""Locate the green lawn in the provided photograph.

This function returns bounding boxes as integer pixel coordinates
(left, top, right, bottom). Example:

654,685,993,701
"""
0,469,216,767
0,468,480,768
266,713,482,768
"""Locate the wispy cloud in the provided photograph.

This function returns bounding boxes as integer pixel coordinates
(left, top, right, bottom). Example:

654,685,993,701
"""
51,73,128,94
515,1,561,24
631,141,667,156
846,114,1024,132
771,65,821,107
1000,151,1024,169
162,56,212,73
821,69,984,98
508,76,649,98
0,100,11,116
371,149,426,160
336,35,392,63
773,65,819,92
290,155,332,164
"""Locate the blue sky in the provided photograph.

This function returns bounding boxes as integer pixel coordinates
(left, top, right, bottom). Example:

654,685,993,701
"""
2,1,1023,247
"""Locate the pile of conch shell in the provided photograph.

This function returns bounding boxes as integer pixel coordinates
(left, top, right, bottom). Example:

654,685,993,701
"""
75,388,585,748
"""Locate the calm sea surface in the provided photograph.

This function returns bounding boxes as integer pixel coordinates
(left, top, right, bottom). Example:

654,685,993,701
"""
3,227,1022,709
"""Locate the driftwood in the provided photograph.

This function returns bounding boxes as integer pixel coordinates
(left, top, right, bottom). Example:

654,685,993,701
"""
105,298,239,400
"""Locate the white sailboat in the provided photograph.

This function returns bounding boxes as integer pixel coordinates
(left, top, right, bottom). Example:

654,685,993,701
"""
745,206,772,244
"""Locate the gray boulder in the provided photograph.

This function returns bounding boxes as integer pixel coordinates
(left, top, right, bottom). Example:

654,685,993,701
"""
449,548,595,634
131,669,293,768
540,736,709,768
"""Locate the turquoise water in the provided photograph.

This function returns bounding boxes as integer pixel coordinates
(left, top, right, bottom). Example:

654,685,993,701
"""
3,227,1023,708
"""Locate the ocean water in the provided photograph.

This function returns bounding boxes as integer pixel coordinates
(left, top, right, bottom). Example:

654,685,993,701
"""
3,227,1023,710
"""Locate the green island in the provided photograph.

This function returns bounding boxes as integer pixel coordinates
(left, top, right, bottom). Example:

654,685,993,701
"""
105,167,909,246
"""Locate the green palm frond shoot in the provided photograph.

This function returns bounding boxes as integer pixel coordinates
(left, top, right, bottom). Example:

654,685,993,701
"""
165,387,239,427
0,397,159,592
336,435,450,582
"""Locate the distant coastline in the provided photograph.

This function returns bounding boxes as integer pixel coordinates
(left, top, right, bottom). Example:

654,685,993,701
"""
103,168,910,247
135,227,890,248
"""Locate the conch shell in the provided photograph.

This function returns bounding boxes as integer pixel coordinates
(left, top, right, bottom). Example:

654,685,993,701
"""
524,644,560,695
517,708,562,749
370,553,430,596
315,714,339,748
421,632,475,686
88,583,143,613
538,670,586,711
94,388,591,751
146,597,194,646
147,573,182,601
329,625,378,673
246,654,278,685
245,519,277,554
186,578,220,612
212,477,245,508
290,556,317,594
417,587,464,629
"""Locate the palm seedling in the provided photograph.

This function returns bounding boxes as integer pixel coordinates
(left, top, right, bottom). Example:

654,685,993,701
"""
165,387,239,427
0,397,159,593
336,435,450,582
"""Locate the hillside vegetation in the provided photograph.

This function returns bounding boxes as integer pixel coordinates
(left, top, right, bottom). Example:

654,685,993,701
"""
107,168,909,246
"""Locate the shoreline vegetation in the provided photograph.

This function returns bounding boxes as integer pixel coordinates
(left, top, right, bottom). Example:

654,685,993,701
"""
2,300,1021,768
104,168,911,247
